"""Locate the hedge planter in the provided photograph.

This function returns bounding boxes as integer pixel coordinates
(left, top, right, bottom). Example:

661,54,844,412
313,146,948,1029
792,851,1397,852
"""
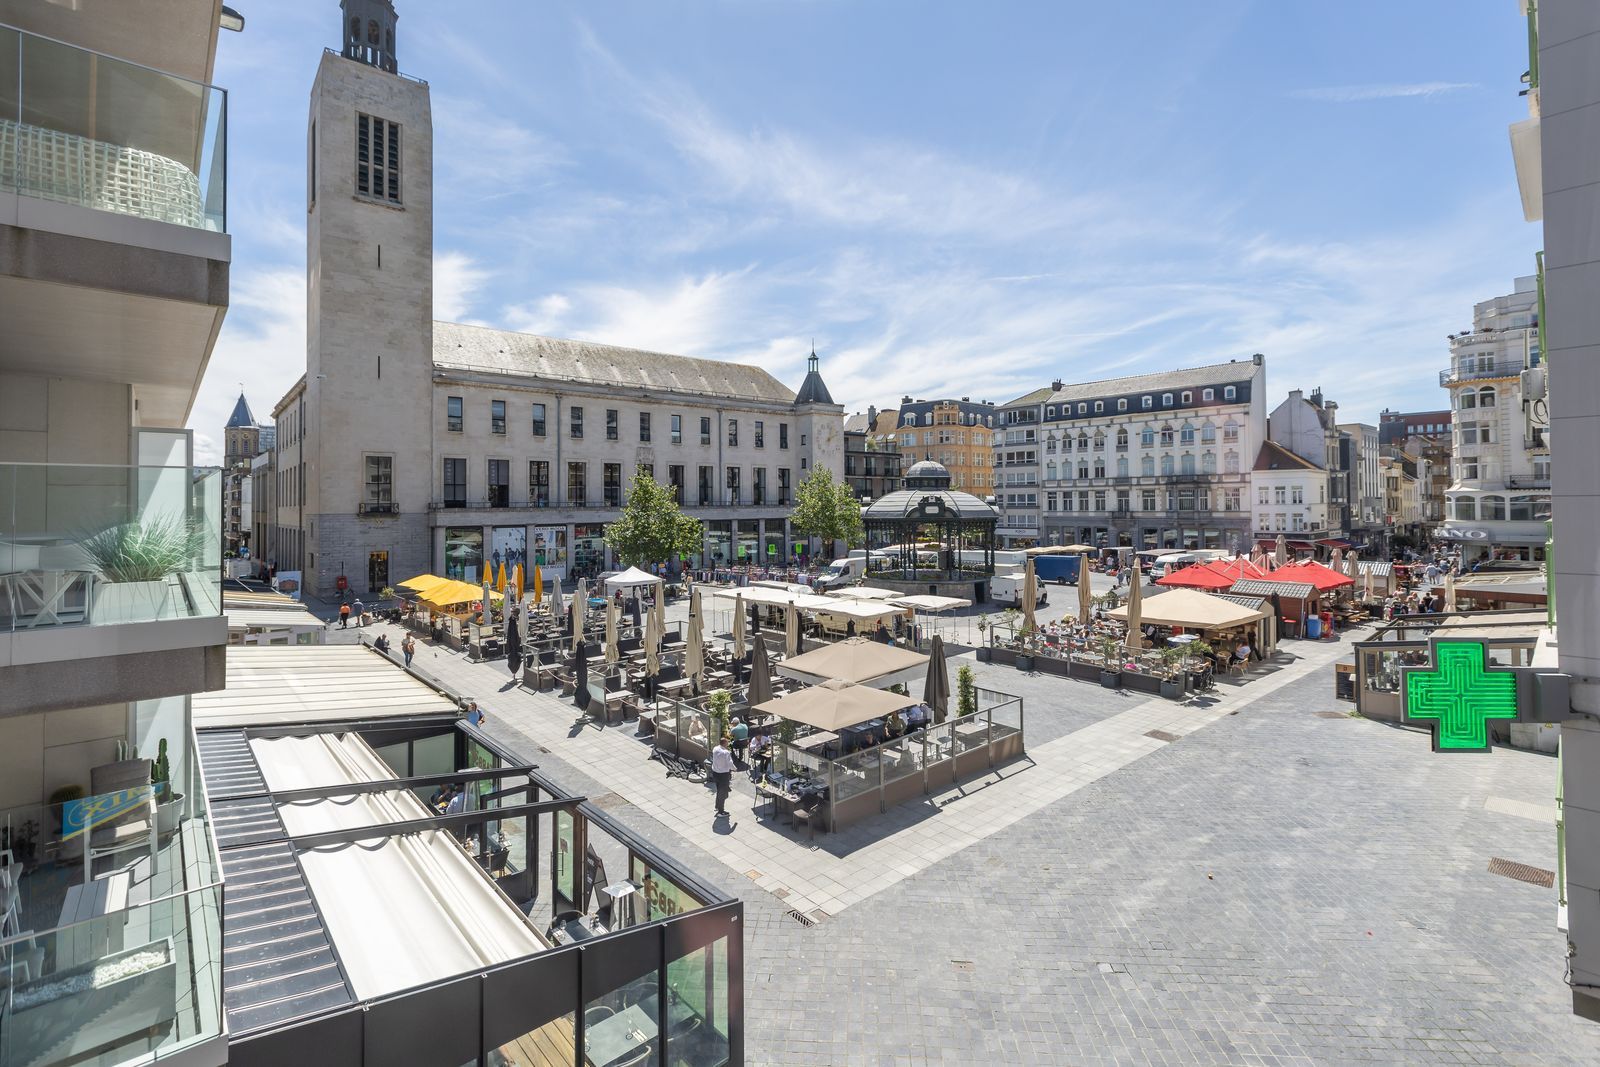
989,647,1017,667
976,645,992,663
1015,653,1034,673
1099,670,1121,689
1160,678,1184,700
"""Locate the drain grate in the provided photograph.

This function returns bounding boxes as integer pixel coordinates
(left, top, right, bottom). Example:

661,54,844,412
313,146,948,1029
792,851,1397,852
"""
1144,730,1180,743
786,909,816,927
1315,711,1349,719
1488,857,1555,888
951,960,974,972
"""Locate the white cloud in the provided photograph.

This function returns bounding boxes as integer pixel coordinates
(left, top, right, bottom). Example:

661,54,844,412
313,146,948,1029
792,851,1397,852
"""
1291,82,1476,103
187,267,306,465
434,251,491,323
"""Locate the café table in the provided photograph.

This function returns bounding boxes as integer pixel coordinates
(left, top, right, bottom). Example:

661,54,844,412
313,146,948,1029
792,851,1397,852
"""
753,781,799,822
791,730,839,753
585,1004,656,1067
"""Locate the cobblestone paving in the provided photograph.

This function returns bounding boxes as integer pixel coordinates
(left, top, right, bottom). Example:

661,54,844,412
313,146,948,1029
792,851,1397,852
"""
360,601,1597,1065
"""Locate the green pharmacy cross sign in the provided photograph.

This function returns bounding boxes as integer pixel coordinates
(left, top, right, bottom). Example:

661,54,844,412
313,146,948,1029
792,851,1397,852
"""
1402,639,1519,752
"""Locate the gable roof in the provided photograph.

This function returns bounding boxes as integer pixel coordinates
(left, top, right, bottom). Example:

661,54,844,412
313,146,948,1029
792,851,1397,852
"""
432,321,796,403
1252,440,1324,473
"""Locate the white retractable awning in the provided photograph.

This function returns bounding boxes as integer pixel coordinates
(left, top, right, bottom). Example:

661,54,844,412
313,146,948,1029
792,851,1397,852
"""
193,645,461,728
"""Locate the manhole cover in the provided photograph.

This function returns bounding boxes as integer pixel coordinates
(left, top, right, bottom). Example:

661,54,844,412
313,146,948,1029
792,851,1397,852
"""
951,960,974,972
1144,730,1180,743
1314,711,1348,719
1487,857,1555,888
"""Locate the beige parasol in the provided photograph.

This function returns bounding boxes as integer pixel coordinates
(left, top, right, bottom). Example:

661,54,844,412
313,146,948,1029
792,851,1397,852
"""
1077,553,1094,623
732,591,747,660
604,597,619,665
1274,534,1288,568
644,601,660,679
686,587,705,686
1022,556,1037,635
570,579,585,651
785,600,801,657
1123,560,1144,653
1444,571,1457,612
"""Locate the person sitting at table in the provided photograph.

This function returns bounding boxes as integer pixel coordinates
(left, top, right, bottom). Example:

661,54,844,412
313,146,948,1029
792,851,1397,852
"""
884,711,906,740
905,703,929,729
730,716,750,762
748,729,773,782
1234,639,1252,665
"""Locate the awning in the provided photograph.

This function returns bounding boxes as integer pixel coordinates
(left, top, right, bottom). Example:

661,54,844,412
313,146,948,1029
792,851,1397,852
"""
754,677,919,732
1274,560,1356,591
1155,565,1235,590
194,646,461,728
251,731,544,1000
776,637,928,689
1229,578,1318,600
416,577,501,609
826,587,903,601
604,566,662,591
226,605,325,633
891,594,971,611
1107,588,1266,630
1316,538,1353,548
809,600,909,622
709,586,836,610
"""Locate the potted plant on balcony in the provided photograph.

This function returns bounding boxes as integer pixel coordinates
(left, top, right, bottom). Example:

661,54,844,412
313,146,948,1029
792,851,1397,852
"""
1098,635,1122,689
975,618,991,662
151,738,185,835
79,516,203,625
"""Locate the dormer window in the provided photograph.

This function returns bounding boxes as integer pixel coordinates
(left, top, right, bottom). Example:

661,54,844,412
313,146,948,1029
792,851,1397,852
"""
1161,393,1173,407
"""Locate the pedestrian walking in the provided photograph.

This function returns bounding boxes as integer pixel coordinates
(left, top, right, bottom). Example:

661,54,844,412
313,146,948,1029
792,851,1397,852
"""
339,601,351,628
402,634,416,667
710,736,735,816
352,598,365,626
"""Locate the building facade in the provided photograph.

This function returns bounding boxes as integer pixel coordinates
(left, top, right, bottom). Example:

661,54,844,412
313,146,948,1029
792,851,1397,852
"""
997,356,1267,551
222,392,269,554
1251,441,1333,544
1379,407,1453,446
1379,455,1423,540
1437,276,1552,562
1338,421,1384,548
893,397,995,496
0,3,235,1065
844,405,903,502
277,31,843,595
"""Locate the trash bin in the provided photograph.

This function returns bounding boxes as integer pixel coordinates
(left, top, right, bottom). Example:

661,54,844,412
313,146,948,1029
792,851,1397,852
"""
1306,614,1322,640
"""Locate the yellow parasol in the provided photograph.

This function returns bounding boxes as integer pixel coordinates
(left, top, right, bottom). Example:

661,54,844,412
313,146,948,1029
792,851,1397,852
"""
532,564,544,605
482,561,493,586
513,563,523,601
496,562,507,594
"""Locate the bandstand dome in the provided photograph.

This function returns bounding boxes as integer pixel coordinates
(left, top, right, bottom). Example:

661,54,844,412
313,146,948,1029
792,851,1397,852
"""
864,460,997,522
862,461,999,582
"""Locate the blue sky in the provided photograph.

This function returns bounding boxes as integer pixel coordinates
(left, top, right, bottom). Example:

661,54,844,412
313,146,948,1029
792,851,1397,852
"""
191,0,1539,462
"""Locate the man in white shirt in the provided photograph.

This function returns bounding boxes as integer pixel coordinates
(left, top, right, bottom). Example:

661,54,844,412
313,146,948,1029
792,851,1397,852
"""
710,737,736,817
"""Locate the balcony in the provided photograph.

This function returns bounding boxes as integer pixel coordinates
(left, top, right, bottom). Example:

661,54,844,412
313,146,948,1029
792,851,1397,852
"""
0,731,225,1067
1440,362,1522,386
0,463,225,715
0,24,229,427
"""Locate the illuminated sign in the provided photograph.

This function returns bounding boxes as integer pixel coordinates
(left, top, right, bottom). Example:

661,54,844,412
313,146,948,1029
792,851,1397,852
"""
1402,639,1518,752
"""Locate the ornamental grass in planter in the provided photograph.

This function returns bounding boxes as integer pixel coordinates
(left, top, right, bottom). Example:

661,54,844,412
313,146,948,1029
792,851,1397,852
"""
78,516,204,625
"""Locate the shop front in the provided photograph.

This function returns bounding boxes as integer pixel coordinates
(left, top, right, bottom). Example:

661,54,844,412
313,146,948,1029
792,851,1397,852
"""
573,523,608,579
531,526,569,583
444,526,484,582
705,521,732,568
735,520,760,565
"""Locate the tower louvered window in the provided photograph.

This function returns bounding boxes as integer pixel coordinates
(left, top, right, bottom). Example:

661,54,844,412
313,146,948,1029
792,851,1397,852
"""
356,113,401,203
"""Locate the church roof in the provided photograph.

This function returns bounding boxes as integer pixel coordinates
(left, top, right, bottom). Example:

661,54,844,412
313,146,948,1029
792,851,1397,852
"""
226,393,258,429
432,322,797,403
794,350,836,406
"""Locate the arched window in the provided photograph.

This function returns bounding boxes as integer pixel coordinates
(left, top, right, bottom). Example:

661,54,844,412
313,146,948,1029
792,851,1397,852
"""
350,17,361,42
1179,423,1195,446
1046,461,1057,480
368,19,380,44
1162,392,1174,407
1480,494,1506,520
1092,431,1105,451
1045,434,1057,454
1201,423,1216,444
1077,433,1089,451
1225,451,1239,474
1142,395,1153,409
1116,428,1128,451
1202,452,1217,473
1141,455,1155,477
1180,453,1196,474
1046,406,1056,419
1116,457,1129,478
1478,387,1496,408
1140,427,1155,448
1159,425,1174,447
1060,462,1072,482
1223,419,1239,443
1093,459,1106,478
902,412,914,426
1160,454,1175,475
1181,391,1193,404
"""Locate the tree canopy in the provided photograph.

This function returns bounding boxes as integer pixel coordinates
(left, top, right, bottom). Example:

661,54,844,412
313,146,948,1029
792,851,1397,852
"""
604,469,705,567
789,466,863,549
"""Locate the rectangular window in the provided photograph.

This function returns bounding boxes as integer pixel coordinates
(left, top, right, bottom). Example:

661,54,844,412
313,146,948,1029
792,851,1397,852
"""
447,396,463,433
726,466,740,503
700,416,712,445
355,113,401,203
567,462,587,505
605,408,619,441
1141,489,1157,511
487,459,509,507
1273,486,1286,504
668,464,685,503
604,463,622,507
1291,485,1304,504
529,460,550,506
571,406,583,439
755,420,765,448
1258,486,1269,505
779,423,789,449
671,414,682,445
728,419,739,447
531,403,546,437
364,455,393,505
753,467,767,504
491,400,506,435
698,465,714,506
779,467,792,505
639,412,652,442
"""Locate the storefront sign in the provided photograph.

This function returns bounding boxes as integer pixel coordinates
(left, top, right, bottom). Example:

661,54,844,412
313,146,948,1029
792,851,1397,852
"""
1401,639,1518,752
1436,527,1491,541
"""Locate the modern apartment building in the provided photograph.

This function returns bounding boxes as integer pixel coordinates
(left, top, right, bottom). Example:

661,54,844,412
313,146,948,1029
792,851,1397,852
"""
843,405,903,502
0,1,236,1063
893,397,995,496
996,355,1267,551
1437,276,1552,563
276,21,843,596
1378,407,1453,446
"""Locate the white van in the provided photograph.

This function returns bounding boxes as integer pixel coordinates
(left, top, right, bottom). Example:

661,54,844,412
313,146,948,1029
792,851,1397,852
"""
816,557,868,590
989,572,1048,608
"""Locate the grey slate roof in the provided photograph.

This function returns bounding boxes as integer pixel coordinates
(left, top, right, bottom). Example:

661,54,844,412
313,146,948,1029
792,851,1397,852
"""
795,367,836,406
432,321,796,403
226,392,258,429
1042,361,1255,406
1230,578,1318,600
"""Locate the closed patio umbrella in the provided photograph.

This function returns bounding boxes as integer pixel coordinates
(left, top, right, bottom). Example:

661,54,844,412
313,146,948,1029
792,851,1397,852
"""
532,564,544,606
1329,548,1343,575
923,634,950,723
1022,556,1037,635
733,592,746,661
571,579,586,651
604,598,619,665
748,637,773,709
644,605,661,686
505,610,523,675
1364,564,1375,601
655,578,667,633
1274,534,1288,568
686,587,705,689
574,639,590,711
1445,571,1457,612
1077,553,1094,623
482,561,493,586
514,563,524,601
1123,560,1143,653
785,601,800,657
548,578,562,622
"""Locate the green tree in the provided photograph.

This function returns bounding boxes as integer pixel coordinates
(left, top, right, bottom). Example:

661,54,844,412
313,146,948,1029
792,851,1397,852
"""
789,466,863,551
604,468,704,568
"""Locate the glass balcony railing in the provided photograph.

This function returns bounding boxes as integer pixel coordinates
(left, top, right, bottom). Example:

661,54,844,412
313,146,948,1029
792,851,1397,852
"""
1,731,224,1066
0,23,226,232
0,464,222,634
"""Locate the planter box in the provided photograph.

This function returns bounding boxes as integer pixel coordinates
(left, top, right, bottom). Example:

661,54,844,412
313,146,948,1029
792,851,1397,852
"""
91,580,173,625
975,646,992,662
989,647,1017,667
1160,679,1183,700
1069,659,1101,682
8,938,177,1067
1123,672,1162,695
1099,670,1121,689
1015,654,1034,673
1037,655,1071,677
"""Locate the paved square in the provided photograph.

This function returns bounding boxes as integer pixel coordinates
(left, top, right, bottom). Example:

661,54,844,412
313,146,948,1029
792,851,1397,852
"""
362,613,1600,1064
